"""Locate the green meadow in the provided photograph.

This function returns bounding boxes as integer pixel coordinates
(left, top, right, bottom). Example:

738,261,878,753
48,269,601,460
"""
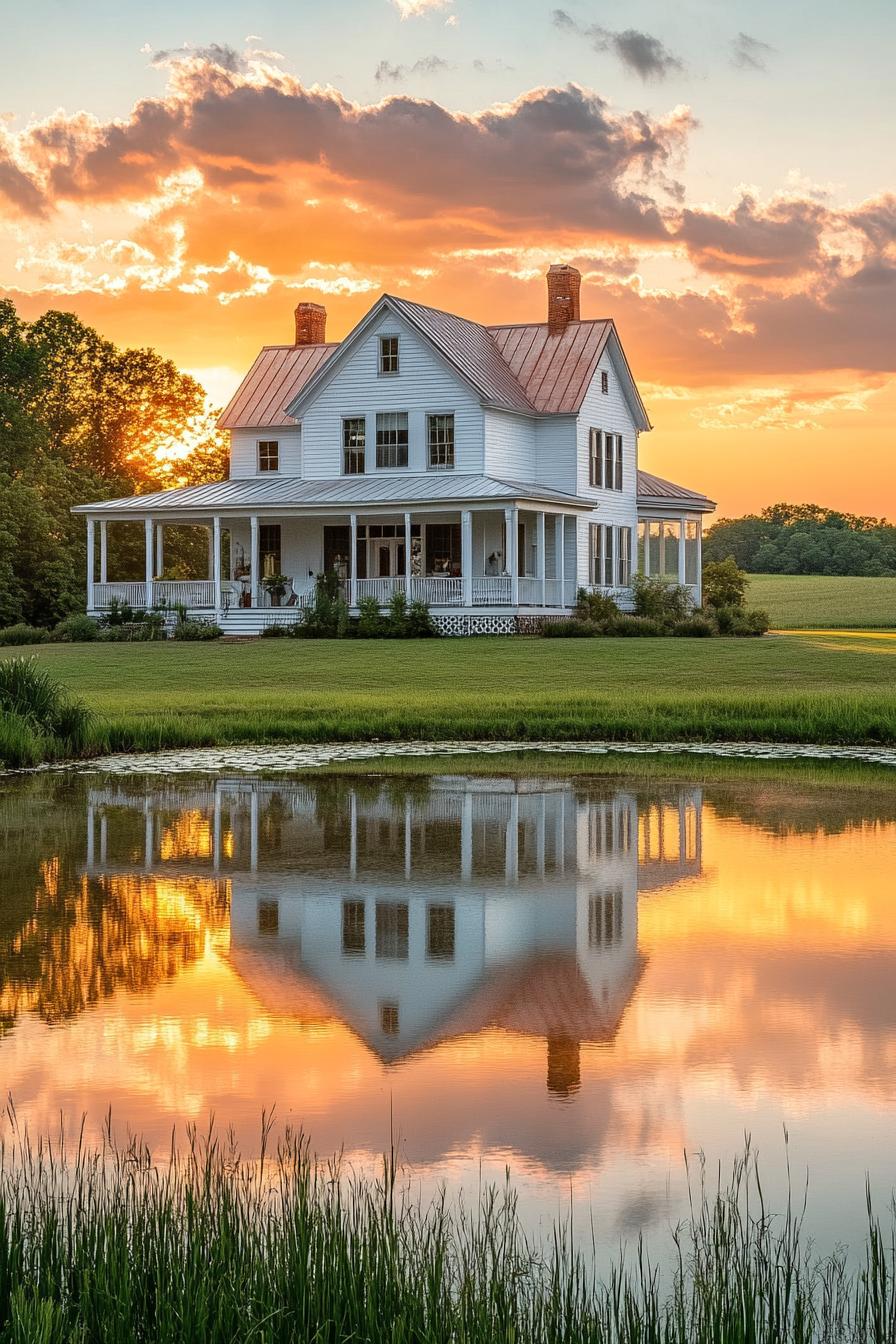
2,630,894,761
747,574,896,629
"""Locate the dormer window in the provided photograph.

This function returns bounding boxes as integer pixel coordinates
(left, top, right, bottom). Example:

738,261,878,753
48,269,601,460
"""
379,334,399,375
258,440,279,472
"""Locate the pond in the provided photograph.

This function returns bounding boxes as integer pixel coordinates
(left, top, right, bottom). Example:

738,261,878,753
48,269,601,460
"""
1,760,894,1262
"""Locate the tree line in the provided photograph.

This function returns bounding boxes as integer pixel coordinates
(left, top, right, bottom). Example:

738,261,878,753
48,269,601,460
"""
704,503,896,576
0,299,227,627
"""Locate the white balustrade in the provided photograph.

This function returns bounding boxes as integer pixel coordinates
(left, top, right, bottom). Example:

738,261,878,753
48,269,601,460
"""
355,577,407,604
154,580,217,608
472,576,512,605
92,582,147,609
517,577,543,606
409,576,463,606
542,578,563,607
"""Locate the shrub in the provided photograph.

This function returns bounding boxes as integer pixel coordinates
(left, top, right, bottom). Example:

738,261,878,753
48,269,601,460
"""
171,619,223,641
356,596,386,638
260,623,288,638
630,574,692,625
405,600,441,638
385,590,409,637
542,618,600,638
672,614,716,637
604,614,665,636
102,597,135,627
715,604,770,637
0,624,48,646
52,613,99,642
575,588,620,624
294,572,350,638
703,556,749,610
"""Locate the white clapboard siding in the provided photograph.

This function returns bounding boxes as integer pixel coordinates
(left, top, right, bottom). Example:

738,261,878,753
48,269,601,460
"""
483,408,535,480
300,311,484,479
573,346,639,588
230,428,303,478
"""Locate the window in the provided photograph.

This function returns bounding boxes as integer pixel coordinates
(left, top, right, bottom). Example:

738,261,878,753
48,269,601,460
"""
342,900,365,955
588,891,623,949
376,412,408,468
603,524,614,587
617,526,632,586
425,523,461,576
342,417,366,475
375,902,408,959
257,900,279,935
380,1001,400,1035
427,904,455,960
589,428,601,487
685,521,699,584
601,369,609,395
379,334,399,375
259,524,281,576
589,430,622,489
427,413,455,469
258,440,279,473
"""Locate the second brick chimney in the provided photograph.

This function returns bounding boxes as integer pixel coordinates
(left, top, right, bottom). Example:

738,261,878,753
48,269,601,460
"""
546,264,581,335
294,301,327,346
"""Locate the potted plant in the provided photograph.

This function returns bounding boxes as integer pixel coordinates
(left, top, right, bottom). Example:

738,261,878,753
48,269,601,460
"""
262,573,289,607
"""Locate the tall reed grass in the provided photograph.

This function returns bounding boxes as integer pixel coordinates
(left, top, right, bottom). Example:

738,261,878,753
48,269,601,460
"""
0,1119,892,1343
0,657,93,768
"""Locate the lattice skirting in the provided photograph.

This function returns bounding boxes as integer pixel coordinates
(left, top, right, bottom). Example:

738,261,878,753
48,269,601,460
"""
434,614,569,637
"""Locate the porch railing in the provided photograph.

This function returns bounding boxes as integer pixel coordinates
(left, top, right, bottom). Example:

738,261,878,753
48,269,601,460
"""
154,580,216,608
410,576,463,606
92,582,147,609
472,576,511,605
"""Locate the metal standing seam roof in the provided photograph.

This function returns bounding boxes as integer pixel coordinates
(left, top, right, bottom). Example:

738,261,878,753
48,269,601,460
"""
72,473,592,516
487,319,612,414
637,469,716,510
217,343,338,430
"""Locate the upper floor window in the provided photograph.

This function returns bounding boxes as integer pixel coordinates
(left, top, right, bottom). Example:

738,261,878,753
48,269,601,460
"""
379,334,399,375
343,417,366,475
588,429,623,490
427,413,455,469
258,439,279,473
376,411,408,469
601,369,609,395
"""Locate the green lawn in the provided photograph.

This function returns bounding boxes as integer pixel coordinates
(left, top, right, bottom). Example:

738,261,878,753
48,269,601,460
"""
746,574,896,628
6,632,896,750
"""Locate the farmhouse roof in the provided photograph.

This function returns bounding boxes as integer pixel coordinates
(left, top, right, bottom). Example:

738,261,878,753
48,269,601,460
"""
219,294,650,430
636,470,716,511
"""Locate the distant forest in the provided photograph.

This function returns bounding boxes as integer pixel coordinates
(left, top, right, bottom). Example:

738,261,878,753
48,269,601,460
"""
704,504,896,577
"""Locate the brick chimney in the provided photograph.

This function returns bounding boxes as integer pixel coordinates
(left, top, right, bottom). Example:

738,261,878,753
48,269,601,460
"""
546,263,581,335
294,301,327,346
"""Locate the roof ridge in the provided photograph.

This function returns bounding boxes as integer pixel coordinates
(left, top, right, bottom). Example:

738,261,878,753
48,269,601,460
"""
486,318,610,332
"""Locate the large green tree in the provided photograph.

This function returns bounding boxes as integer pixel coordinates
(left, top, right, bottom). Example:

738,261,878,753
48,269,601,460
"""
704,503,896,577
0,299,229,625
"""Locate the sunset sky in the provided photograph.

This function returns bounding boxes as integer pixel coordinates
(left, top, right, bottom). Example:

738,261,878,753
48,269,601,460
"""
1,0,893,518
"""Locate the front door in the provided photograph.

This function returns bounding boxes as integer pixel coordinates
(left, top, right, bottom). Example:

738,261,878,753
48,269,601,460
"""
373,538,406,578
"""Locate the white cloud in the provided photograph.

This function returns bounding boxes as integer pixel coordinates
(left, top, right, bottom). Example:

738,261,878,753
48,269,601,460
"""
391,0,453,18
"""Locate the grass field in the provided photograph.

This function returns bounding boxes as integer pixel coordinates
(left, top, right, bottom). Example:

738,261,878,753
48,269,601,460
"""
3,630,894,754
747,574,896,628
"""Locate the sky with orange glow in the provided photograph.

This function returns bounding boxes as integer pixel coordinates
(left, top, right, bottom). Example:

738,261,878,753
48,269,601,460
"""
1,0,894,519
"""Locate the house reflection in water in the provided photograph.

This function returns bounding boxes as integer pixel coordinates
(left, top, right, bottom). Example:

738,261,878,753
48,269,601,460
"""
83,776,702,1095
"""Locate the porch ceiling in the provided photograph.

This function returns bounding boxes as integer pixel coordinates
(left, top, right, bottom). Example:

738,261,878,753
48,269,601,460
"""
72,473,590,518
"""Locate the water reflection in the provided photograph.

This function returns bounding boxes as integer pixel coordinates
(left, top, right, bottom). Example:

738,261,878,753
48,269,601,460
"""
74,776,700,1084
1,768,894,1255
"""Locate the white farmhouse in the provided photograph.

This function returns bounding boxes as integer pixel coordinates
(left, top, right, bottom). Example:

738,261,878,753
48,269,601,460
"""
75,265,715,633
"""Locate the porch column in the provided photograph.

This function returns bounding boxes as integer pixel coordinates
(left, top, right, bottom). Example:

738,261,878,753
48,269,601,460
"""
642,522,650,577
505,505,519,605
99,520,108,585
249,515,259,608
631,525,638,587
86,517,95,610
207,526,215,579
212,515,222,611
696,518,704,605
536,510,546,607
349,513,358,606
144,517,154,609
677,516,687,587
555,514,565,607
461,510,473,608
404,511,412,596
155,522,164,577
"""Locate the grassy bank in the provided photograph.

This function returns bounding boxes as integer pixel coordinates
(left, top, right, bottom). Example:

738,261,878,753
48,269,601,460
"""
747,574,896,628
0,1128,893,1344
0,634,893,762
